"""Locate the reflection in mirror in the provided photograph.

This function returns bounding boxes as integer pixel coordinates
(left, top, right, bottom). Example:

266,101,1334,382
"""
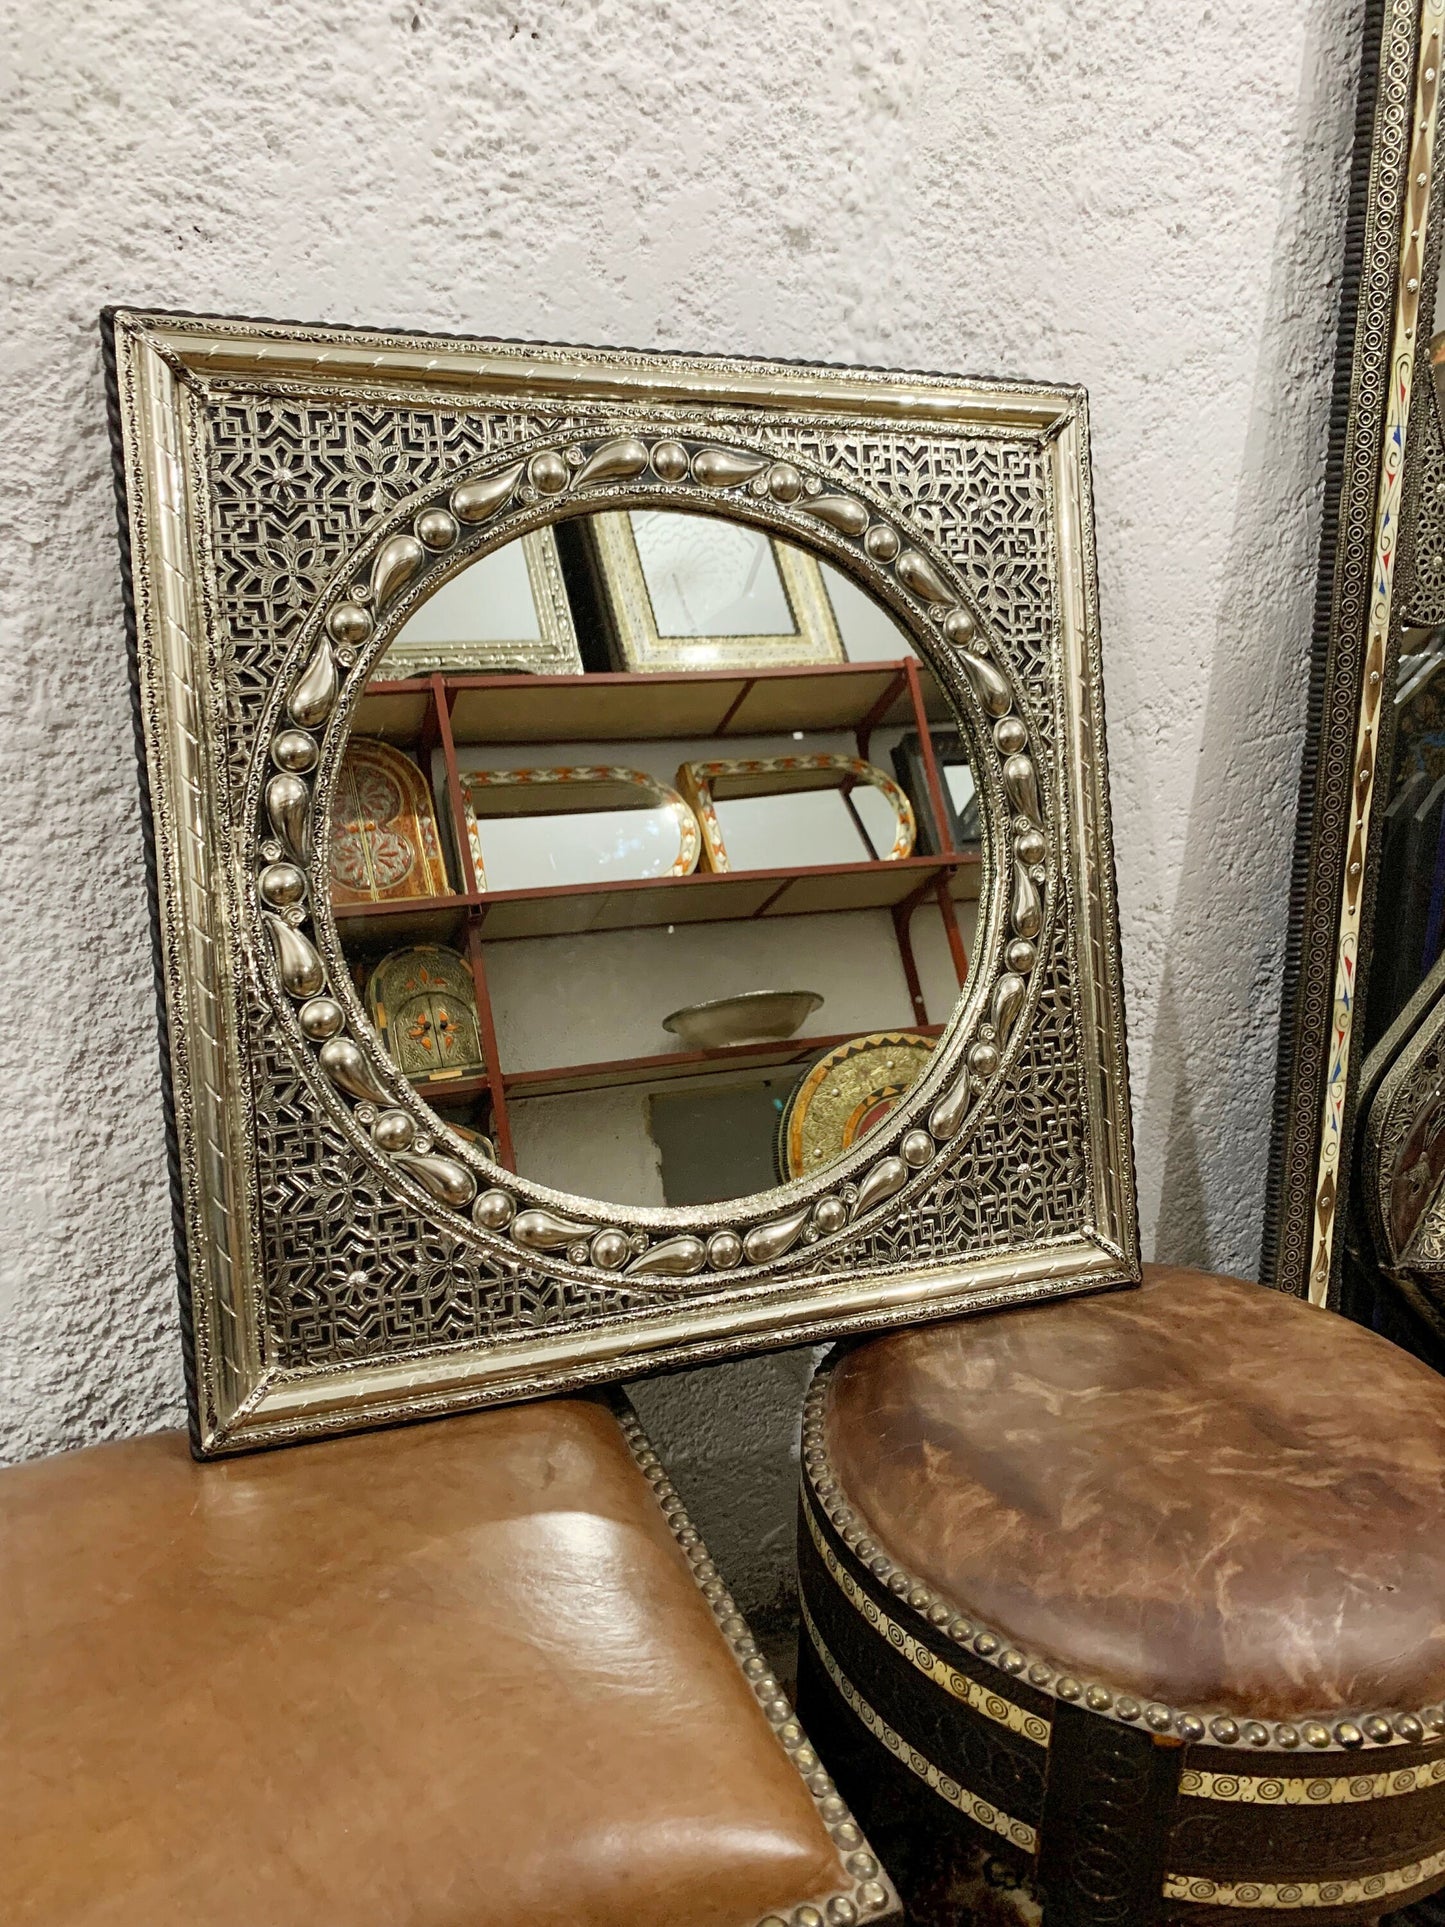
678,755,915,872
335,507,983,1209
1364,317,1445,1057
460,765,700,890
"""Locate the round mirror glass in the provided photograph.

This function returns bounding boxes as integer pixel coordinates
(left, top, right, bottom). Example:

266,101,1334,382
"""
330,506,982,1208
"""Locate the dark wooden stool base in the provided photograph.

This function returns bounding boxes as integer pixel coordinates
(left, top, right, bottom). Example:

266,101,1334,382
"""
796,1268,1445,1927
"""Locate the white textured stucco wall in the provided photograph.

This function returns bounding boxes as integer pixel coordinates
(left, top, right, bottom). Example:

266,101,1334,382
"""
1,0,1361,1606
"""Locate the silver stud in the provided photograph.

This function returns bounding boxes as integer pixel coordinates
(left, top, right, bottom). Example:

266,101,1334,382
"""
414,507,458,551
1275,1724,1300,1748
1396,1714,1425,1743
1335,1720,1363,1749
974,1632,998,1657
767,462,804,503
650,440,689,482
1242,1721,1270,1747
1056,1677,1081,1702
1303,1721,1331,1748
1210,1718,1239,1745
812,1196,848,1236
968,1041,1000,1080
528,451,569,495
297,996,344,1042
1085,1686,1112,1712
589,1228,631,1271
371,1109,416,1152
863,524,900,563
1177,1715,1205,1742
1014,826,1046,866
1145,1704,1171,1732
1363,1716,1393,1744
271,728,318,773
1116,1697,1140,1721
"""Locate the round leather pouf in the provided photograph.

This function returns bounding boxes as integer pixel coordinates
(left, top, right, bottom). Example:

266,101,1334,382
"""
795,1265,1445,1926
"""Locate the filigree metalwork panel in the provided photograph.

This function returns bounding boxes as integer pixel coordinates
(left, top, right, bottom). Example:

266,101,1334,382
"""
106,311,1135,1453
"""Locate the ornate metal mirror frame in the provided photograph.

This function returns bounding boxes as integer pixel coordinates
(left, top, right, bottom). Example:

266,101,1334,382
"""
1265,0,1445,1304
106,310,1135,1454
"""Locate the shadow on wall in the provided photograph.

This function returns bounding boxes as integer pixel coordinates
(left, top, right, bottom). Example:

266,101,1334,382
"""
627,1344,818,1651
1139,5,1359,1279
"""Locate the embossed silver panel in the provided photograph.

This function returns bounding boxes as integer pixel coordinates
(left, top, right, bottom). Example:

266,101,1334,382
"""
106,311,1137,1454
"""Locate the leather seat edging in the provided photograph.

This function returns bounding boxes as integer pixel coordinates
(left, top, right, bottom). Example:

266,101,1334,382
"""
612,1393,901,1927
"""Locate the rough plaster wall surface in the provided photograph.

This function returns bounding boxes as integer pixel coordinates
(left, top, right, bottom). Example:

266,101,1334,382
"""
0,0,1361,1610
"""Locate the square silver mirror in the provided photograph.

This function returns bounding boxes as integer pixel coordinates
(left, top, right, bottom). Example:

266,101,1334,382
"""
106,311,1137,1453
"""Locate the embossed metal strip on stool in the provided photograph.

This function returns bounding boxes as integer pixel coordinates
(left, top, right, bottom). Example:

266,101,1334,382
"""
795,1321,1445,1926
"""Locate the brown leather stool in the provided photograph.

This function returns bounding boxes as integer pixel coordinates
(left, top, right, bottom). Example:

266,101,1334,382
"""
0,1395,898,1927
795,1265,1445,1925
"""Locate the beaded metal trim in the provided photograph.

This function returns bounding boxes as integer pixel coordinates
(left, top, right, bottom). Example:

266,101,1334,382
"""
1162,1848,1445,1911
801,1369,1445,1759
799,1592,1038,1855
800,1485,1048,1746
612,1397,900,1927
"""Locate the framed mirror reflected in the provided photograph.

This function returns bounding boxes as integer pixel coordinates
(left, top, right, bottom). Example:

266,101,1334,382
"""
107,312,1136,1453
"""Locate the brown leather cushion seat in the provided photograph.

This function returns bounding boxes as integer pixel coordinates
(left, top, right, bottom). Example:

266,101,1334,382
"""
823,1264,1445,1720
0,1398,885,1927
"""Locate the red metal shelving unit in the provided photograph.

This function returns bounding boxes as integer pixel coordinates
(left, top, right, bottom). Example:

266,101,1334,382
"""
339,660,973,1172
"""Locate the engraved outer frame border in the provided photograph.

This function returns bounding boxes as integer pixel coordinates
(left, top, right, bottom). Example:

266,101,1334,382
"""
104,309,1137,1455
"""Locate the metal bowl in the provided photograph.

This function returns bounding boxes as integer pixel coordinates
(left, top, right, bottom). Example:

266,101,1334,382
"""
662,989,825,1051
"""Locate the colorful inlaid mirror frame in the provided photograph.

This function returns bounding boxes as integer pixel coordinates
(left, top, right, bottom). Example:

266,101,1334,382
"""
106,310,1137,1455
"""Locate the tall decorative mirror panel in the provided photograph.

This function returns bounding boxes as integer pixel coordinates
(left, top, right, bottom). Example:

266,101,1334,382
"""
1265,0,1445,1316
106,312,1136,1454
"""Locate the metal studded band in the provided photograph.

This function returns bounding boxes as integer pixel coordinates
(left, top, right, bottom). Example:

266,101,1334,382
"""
800,1484,1049,1747
800,1593,1038,1855
611,1395,900,1927
801,1366,1445,1758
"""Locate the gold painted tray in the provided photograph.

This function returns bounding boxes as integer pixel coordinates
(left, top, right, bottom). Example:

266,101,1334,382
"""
777,1032,937,1181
